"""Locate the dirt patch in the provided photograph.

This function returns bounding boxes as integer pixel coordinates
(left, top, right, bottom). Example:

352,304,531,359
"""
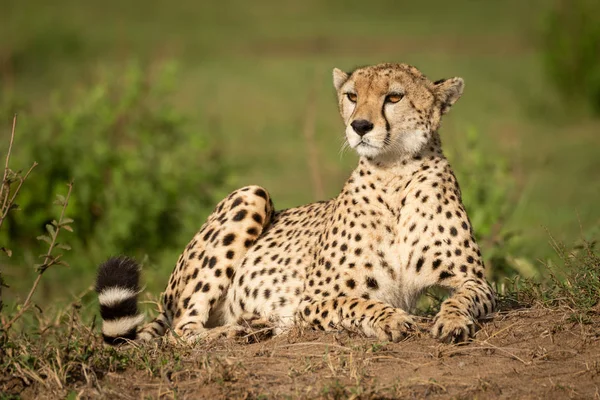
10,306,599,399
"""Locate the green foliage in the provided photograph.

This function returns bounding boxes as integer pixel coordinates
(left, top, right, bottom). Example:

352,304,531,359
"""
542,0,600,114
1,61,229,296
446,127,534,279
500,237,600,318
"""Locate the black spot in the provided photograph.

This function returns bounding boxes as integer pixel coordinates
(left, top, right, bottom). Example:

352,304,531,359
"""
233,209,248,221
223,233,236,246
432,259,442,270
264,289,271,299
215,269,222,277
366,277,379,289
449,227,458,236
226,250,235,259
208,256,217,269
231,197,244,208
203,228,214,241
346,279,356,289
182,296,191,309
439,271,454,280
304,307,311,316
255,188,268,199
467,256,474,264
202,283,210,292
252,213,263,224
416,257,424,272
226,267,234,278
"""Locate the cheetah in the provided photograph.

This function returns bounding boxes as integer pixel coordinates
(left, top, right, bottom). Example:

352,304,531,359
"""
96,63,496,345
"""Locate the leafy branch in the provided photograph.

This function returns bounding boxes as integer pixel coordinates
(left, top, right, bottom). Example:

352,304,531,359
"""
0,115,38,254
2,182,74,333
0,116,74,334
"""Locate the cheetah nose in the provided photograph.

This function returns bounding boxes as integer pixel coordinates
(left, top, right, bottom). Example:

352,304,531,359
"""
351,119,374,137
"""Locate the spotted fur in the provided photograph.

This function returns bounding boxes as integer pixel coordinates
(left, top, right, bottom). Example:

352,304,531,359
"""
96,63,496,345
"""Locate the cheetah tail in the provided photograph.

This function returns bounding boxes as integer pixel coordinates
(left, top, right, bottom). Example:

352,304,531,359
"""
95,256,145,345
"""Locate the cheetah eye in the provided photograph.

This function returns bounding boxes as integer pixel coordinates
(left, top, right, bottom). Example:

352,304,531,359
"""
385,93,404,104
346,93,357,103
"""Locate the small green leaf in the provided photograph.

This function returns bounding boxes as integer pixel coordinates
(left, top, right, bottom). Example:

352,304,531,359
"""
56,243,71,251
60,218,74,225
62,225,74,232
36,235,52,244
46,224,56,237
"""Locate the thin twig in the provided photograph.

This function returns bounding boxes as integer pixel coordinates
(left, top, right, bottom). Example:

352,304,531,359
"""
2,181,73,332
0,162,37,232
1,115,17,192
0,114,18,228
0,115,38,233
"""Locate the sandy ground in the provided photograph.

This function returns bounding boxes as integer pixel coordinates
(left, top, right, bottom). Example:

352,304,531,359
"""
3,306,599,399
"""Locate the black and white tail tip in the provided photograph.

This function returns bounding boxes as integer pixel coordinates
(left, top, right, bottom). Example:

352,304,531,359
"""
96,256,144,345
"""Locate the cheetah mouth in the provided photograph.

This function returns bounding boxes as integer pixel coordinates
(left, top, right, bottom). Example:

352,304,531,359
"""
356,140,379,149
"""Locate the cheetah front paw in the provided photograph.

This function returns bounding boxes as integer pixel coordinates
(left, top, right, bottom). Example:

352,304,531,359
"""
228,313,275,343
371,309,416,342
431,311,474,343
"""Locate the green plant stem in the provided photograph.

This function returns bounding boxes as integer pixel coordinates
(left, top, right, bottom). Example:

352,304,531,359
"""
0,115,38,233
2,181,73,333
0,115,17,226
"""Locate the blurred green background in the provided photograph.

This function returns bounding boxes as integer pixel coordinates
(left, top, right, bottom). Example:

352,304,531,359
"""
1,0,599,311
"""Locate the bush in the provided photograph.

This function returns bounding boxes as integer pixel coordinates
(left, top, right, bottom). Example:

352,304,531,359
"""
0,61,229,299
447,127,535,280
542,0,600,114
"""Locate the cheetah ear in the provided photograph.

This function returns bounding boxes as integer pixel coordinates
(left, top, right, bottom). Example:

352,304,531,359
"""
434,77,464,114
333,68,349,91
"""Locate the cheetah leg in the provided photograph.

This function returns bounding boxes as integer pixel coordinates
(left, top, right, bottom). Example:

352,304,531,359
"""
431,278,496,343
298,297,416,342
173,312,276,344
170,185,274,341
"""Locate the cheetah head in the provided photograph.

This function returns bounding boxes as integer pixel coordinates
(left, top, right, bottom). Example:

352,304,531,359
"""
333,63,463,160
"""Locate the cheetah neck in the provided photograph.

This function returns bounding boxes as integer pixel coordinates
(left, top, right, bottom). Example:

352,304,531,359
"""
337,131,448,211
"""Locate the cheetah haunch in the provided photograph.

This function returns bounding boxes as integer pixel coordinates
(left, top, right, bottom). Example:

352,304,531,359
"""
96,63,496,345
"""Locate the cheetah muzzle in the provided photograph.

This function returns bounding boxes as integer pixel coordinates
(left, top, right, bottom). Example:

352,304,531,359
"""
96,63,497,346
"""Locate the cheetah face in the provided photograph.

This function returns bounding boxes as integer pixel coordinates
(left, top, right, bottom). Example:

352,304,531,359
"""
333,63,464,160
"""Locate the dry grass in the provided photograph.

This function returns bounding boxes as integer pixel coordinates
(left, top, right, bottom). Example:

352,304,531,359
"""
1,303,599,399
